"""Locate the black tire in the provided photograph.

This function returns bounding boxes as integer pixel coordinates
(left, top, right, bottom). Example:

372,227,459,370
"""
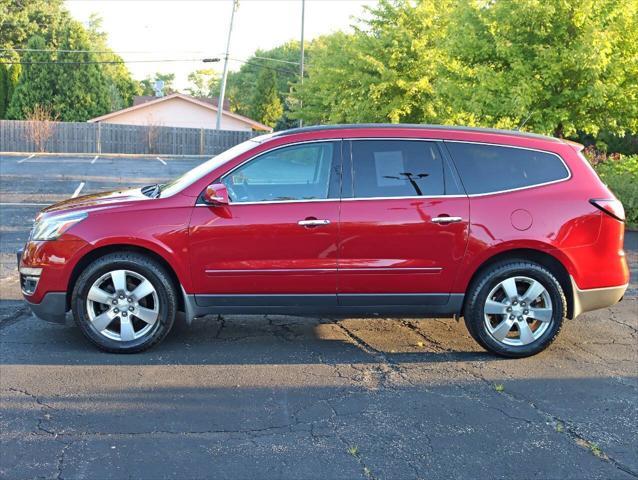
464,260,566,358
72,252,177,353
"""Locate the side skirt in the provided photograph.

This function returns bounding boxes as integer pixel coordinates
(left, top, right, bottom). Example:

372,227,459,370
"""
180,292,464,324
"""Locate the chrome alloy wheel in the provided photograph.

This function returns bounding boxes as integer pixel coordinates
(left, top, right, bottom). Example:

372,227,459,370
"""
483,276,553,346
86,269,159,342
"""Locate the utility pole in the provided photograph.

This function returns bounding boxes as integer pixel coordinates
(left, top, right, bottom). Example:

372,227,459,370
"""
216,0,239,130
299,0,305,127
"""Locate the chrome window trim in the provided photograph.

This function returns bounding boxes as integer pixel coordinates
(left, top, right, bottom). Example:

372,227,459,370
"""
195,136,572,205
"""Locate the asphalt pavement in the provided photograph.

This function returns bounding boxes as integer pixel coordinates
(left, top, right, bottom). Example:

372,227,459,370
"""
0,153,636,480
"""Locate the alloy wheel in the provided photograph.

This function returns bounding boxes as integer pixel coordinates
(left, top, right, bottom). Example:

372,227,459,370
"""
483,276,553,346
86,269,159,342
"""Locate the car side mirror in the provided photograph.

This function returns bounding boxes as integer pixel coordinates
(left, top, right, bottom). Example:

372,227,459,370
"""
203,183,229,206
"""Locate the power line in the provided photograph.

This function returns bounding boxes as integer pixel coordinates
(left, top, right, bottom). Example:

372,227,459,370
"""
229,58,298,76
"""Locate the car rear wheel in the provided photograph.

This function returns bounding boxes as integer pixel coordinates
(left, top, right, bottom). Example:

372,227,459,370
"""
72,253,177,353
464,260,566,358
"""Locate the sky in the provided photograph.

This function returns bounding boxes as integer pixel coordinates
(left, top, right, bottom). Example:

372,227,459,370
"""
65,0,376,90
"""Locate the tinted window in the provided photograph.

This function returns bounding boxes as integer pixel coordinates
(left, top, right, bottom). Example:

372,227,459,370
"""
446,142,569,194
351,140,444,198
223,142,335,203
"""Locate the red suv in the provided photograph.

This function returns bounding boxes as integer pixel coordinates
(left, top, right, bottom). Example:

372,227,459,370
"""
18,125,629,356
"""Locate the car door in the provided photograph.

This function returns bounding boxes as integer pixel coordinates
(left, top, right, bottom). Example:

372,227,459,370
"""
338,139,469,307
188,140,341,308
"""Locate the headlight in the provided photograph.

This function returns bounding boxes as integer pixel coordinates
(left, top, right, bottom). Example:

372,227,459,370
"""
31,211,88,241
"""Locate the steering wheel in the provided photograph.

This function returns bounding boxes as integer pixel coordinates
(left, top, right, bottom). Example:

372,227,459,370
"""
226,180,251,202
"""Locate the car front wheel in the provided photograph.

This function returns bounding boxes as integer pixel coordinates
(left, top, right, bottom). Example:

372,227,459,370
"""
72,252,177,353
464,260,566,358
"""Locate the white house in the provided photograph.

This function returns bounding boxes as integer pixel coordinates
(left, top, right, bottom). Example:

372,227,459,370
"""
87,93,272,132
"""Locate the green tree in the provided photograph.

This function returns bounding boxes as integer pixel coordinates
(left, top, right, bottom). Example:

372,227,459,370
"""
292,0,451,125
0,63,8,118
8,23,112,121
186,69,219,98
212,41,301,127
249,68,283,127
439,0,638,137
0,0,69,50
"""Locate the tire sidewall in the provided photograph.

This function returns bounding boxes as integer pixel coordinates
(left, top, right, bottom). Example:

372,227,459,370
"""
72,256,175,353
467,263,565,358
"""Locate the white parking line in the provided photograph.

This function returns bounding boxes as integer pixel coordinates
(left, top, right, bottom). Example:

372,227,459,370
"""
90,155,99,164
155,156,167,165
17,154,36,163
72,182,85,198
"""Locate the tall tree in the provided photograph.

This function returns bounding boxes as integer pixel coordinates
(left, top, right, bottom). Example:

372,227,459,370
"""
249,68,283,127
8,23,112,121
439,0,638,137
0,63,8,118
292,0,451,125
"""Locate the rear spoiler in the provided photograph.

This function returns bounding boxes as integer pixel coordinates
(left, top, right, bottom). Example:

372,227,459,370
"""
561,139,585,152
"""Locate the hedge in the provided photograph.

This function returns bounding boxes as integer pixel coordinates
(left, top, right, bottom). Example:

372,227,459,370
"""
592,154,638,229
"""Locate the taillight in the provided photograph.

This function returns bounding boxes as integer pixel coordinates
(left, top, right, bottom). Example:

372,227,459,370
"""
590,198,625,222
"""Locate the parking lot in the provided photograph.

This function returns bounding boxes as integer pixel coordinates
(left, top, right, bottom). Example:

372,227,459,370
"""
0,153,637,479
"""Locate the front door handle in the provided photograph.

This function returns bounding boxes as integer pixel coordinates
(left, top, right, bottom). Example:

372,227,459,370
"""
432,216,463,224
298,219,330,227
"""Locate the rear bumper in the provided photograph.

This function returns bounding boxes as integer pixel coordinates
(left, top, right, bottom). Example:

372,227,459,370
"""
571,276,628,318
25,292,68,324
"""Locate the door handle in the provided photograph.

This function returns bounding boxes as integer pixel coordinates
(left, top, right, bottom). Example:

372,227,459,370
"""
298,219,330,227
432,216,463,224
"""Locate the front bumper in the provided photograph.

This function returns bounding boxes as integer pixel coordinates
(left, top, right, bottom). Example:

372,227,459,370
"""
571,276,628,318
18,247,68,324
25,292,68,324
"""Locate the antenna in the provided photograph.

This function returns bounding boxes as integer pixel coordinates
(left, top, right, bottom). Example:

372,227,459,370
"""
516,112,533,131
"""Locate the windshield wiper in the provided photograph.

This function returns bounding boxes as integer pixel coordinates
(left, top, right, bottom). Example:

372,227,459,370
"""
141,183,161,198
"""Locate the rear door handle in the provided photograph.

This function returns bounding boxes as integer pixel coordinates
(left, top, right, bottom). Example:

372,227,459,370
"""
298,219,331,227
432,216,463,224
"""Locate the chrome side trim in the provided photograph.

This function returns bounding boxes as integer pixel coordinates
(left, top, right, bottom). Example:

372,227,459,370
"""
206,268,336,274
570,276,628,319
205,267,442,274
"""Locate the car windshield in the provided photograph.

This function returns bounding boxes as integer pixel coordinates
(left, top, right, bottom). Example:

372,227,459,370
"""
159,137,266,197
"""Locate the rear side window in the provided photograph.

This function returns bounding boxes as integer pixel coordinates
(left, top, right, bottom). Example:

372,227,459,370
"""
445,142,569,194
351,140,445,198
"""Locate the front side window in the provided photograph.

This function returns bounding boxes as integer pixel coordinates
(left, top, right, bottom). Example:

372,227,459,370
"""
445,142,569,195
222,142,336,203
351,140,445,198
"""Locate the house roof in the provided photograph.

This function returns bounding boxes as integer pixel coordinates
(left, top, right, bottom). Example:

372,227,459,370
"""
88,93,272,132
133,95,230,110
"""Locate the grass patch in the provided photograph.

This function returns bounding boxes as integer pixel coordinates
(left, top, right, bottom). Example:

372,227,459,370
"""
348,445,359,457
494,383,505,393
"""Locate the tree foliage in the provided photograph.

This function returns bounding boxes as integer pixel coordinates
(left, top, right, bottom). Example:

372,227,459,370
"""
2,1,138,120
186,69,220,98
249,68,283,127
292,0,638,137
7,24,112,121
439,0,638,137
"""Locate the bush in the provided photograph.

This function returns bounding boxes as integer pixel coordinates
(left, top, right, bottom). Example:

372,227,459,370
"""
592,155,638,229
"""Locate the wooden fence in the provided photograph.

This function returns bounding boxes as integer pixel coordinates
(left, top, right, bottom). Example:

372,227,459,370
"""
0,120,261,155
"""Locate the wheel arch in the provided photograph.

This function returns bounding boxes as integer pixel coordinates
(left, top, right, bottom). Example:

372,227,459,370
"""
66,244,185,313
462,248,575,319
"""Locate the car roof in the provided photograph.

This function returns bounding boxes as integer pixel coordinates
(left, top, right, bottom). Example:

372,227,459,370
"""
269,123,563,144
